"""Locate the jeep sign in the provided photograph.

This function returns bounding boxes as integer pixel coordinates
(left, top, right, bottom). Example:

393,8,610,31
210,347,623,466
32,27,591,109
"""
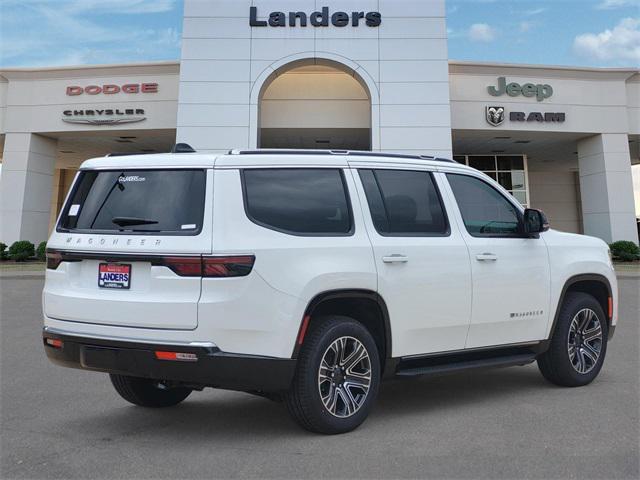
488,77,553,102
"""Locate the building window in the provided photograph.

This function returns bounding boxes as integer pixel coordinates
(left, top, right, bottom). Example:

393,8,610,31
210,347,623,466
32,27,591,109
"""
452,155,529,207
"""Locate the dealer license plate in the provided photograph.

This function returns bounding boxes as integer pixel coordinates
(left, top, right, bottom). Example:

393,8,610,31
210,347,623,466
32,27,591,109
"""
98,263,131,289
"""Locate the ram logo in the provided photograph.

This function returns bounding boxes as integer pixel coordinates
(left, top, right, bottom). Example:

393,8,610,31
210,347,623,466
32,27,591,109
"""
486,106,505,127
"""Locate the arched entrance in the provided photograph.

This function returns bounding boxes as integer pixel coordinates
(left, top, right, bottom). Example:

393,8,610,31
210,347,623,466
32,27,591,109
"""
257,58,372,150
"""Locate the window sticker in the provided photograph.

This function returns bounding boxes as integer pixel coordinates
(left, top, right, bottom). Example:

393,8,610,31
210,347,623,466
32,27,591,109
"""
69,204,80,216
181,224,197,230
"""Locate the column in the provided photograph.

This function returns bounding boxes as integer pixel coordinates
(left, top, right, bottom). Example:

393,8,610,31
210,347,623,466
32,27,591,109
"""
577,133,638,243
0,133,57,245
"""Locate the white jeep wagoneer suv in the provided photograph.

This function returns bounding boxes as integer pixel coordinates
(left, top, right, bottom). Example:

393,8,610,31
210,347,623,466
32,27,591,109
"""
43,148,618,434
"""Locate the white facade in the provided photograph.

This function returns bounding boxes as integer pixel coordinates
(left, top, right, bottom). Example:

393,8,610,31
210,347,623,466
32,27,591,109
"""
0,0,638,246
177,0,452,157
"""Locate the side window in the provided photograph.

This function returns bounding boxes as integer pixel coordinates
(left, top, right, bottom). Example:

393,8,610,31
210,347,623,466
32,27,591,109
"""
447,173,521,237
359,169,448,236
242,168,352,235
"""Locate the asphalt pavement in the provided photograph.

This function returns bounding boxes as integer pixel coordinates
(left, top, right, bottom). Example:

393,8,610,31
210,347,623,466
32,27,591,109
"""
1,275,638,479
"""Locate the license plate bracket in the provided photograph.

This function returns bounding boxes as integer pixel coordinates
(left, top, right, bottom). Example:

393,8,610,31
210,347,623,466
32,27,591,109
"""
98,263,131,289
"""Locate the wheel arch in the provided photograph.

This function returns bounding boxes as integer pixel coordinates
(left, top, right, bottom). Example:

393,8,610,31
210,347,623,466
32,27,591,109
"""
293,289,392,368
543,274,613,350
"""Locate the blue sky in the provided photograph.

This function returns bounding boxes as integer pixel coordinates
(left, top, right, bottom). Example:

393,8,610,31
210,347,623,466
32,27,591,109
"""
447,0,640,67
0,0,638,68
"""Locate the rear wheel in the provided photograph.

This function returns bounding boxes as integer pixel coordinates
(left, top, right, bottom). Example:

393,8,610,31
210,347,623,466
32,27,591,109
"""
538,292,608,387
110,374,192,408
286,316,380,434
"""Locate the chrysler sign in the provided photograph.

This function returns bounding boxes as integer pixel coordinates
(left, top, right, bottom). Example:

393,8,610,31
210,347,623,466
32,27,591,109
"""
250,6,381,27
62,108,146,126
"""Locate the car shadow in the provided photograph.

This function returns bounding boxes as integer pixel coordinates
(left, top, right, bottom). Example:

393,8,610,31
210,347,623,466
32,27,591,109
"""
375,365,550,419
65,365,552,439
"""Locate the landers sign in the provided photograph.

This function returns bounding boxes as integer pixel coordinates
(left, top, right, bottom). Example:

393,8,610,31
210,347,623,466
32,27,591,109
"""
249,6,382,27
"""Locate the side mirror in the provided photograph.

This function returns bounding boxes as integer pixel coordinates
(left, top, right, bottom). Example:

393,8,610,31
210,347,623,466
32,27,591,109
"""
523,208,550,235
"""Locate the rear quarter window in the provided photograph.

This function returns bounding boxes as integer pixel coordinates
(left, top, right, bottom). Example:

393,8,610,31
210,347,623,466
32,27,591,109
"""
58,169,206,236
242,168,353,236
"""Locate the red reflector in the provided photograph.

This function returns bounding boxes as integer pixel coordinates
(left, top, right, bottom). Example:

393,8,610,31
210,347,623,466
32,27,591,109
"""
298,315,311,345
46,338,63,349
154,351,198,362
162,257,202,277
203,256,255,277
608,296,613,319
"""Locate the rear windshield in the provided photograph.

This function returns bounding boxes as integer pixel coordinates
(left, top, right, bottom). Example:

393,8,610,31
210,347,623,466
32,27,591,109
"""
58,169,206,235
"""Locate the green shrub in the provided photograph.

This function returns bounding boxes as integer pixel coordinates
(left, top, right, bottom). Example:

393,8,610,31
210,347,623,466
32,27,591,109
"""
8,240,35,262
0,242,7,260
37,241,47,261
609,240,640,262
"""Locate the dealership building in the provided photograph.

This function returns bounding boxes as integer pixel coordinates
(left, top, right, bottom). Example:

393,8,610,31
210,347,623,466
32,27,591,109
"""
0,0,638,245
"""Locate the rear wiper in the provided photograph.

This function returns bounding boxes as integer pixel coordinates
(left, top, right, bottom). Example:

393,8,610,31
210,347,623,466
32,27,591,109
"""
112,216,159,227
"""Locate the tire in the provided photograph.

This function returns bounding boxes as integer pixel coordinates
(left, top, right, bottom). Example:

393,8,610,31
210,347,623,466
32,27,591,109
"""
285,315,380,434
538,292,608,387
109,374,192,408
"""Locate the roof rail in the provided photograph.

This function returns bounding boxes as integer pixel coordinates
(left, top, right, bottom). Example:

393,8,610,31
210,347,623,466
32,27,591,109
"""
105,143,198,158
105,152,156,157
172,143,196,153
227,149,456,163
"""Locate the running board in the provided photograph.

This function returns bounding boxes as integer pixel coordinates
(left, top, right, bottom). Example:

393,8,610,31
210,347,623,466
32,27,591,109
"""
395,349,537,378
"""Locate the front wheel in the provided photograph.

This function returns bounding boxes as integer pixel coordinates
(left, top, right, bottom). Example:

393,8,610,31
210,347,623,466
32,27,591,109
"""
110,374,192,408
286,316,380,434
538,292,608,387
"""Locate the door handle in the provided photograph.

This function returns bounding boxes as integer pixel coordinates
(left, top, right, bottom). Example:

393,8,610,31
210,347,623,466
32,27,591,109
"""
382,255,409,264
476,253,498,262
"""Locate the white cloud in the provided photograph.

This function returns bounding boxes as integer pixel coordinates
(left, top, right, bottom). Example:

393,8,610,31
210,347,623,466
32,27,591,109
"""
573,17,640,64
519,21,535,33
524,7,547,16
468,23,496,42
596,0,640,10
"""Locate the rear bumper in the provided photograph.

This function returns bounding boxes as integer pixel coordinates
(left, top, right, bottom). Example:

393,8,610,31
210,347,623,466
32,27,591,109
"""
42,328,295,393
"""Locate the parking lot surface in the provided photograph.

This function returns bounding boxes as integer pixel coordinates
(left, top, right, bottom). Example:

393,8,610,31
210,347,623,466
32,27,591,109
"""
1,276,638,479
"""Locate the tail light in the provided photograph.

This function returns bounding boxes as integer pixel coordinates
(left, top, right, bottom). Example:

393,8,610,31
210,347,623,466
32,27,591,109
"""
43,251,254,277
162,257,203,277
203,256,255,277
161,255,255,277
46,250,63,270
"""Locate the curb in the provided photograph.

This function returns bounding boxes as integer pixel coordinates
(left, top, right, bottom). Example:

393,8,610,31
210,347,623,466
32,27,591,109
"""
0,271,45,279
